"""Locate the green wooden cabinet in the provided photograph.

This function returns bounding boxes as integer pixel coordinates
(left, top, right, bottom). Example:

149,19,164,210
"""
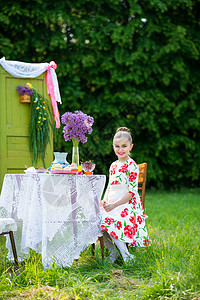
0,66,53,189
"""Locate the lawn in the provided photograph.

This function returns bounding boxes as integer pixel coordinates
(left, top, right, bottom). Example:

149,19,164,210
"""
0,189,199,299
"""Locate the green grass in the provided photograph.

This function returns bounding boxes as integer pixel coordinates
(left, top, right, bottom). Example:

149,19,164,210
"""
0,189,199,299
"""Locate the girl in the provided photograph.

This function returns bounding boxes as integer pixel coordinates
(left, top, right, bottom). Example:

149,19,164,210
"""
100,127,149,263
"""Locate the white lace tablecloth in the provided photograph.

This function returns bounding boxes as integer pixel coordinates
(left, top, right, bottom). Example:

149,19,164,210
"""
0,174,106,268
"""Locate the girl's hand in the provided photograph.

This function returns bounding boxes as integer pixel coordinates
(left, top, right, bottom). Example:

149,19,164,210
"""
103,203,116,212
100,200,107,207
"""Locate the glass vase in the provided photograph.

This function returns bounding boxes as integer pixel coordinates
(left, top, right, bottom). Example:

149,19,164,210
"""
52,152,69,165
50,152,70,169
72,139,79,165
72,147,79,165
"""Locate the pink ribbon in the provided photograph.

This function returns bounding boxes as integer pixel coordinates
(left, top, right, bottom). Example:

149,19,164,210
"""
46,61,60,128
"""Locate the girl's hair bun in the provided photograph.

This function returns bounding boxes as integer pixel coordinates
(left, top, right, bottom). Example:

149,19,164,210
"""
114,127,132,143
116,127,131,134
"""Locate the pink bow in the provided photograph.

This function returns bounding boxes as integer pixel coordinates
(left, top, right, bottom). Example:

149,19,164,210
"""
49,61,57,69
46,61,60,128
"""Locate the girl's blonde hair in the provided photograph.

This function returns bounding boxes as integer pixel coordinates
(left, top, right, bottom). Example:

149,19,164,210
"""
113,127,132,144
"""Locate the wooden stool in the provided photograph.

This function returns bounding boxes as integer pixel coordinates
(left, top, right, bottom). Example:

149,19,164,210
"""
0,218,18,266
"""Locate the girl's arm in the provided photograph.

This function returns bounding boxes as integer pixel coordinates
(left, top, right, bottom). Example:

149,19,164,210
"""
103,192,131,211
100,175,111,207
100,185,110,207
103,185,110,202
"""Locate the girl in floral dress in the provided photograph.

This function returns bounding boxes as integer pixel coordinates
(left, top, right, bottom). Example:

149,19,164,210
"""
100,127,149,263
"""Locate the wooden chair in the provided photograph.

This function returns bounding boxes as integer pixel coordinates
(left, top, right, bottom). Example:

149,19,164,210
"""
91,236,104,259
0,218,18,266
138,162,147,211
92,162,147,258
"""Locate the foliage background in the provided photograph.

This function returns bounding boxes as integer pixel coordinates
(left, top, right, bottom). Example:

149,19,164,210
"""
0,0,199,188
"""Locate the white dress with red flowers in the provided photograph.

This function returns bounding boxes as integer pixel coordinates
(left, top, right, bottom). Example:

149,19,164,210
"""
101,158,149,247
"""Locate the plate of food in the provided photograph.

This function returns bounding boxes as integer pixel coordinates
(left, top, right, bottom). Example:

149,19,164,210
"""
50,163,82,174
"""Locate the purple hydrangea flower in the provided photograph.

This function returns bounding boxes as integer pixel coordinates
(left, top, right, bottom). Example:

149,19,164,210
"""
16,84,34,95
61,110,94,143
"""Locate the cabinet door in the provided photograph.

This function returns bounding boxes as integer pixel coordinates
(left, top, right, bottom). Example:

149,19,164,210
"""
0,66,53,188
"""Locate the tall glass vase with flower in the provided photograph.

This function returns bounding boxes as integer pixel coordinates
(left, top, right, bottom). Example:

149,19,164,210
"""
72,138,80,165
61,110,94,166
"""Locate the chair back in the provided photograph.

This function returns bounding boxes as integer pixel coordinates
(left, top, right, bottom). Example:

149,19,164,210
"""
138,163,147,210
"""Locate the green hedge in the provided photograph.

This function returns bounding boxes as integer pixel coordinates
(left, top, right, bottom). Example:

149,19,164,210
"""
1,0,199,187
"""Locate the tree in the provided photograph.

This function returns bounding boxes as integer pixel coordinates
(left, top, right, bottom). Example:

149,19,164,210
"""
1,0,200,187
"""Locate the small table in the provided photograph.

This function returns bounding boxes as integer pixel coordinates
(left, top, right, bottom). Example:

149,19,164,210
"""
0,173,106,268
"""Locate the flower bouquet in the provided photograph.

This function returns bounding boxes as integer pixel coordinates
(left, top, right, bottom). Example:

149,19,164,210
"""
16,83,34,103
29,87,53,167
16,82,54,167
61,110,94,165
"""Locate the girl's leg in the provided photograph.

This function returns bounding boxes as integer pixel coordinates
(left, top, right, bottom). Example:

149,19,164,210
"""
111,237,135,263
103,232,119,262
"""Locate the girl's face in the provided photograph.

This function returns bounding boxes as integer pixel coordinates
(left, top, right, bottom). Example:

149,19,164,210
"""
113,138,133,162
